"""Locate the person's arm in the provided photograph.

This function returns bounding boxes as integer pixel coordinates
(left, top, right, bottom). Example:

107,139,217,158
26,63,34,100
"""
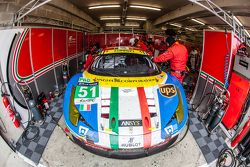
153,48,174,62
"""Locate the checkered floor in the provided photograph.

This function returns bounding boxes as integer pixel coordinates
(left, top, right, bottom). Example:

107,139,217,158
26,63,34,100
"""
16,96,64,165
189,111,228,164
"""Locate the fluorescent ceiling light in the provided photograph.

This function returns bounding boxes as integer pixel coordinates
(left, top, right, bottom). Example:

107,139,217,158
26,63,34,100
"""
233,16,243,27
244,29,250,37
106,23,120,27
130,5,161,11
170,23,182,28
208,26,215,30
100,16,120,20
125,22,140,27
126,16,146,21
161,26,167,30
185,27,197,31
191,18,205,25
89,5,120,9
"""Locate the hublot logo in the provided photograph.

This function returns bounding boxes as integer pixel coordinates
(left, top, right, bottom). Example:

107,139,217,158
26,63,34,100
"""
119,120,142,127
120,137,141,148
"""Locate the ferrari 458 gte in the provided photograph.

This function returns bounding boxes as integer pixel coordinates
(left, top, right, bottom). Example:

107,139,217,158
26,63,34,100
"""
63,47,188,158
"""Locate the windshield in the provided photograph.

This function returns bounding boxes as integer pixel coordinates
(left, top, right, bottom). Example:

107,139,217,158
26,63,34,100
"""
88,53,161,77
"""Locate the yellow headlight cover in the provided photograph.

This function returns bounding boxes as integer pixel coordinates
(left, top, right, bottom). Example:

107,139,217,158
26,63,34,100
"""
175,88,184,124
69,86,80,126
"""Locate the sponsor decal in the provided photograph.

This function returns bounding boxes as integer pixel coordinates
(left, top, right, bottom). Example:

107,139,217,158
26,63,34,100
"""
74,98,96,104
74,84,99,99
120,137,141,148
68,35,76,44
119,120,142,127
129,127,133,134
78,126,89,136
78,82,98,86
122,89,133,93
84,71,166,87
78,77,91,83
159,84,177,98
79,104,91,111
165,125,173,135
103,49,146,55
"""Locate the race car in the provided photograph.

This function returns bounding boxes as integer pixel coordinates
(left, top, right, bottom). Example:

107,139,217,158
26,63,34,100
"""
63,47,188,158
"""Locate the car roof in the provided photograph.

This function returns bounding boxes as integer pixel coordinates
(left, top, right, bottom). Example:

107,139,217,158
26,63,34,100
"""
100,46,148,56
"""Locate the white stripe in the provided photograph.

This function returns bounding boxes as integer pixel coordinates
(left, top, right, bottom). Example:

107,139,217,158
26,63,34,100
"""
97,87,111,148
150,85,164,146
118,88,143,137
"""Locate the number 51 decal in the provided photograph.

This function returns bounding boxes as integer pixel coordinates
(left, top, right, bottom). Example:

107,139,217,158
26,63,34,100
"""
75,84,99,98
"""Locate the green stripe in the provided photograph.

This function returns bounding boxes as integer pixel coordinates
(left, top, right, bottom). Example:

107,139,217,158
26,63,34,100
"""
109,87,119,150
80,104,84,111
201,71,224,87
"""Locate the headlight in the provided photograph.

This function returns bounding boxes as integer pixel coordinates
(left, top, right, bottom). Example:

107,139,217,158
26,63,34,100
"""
69,86,80,126
175,88,184,124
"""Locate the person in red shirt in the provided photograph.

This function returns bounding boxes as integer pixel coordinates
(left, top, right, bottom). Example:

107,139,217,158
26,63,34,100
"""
153,36,188,83
130,37,153,56
83,51,94,70
134,38,147,51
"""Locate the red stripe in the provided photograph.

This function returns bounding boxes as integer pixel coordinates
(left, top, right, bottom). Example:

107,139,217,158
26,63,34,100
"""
87,104,91,110
137,87,151,148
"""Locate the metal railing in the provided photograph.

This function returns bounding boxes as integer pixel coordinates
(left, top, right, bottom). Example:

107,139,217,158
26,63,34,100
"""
188,0,250,46
14,0,52,26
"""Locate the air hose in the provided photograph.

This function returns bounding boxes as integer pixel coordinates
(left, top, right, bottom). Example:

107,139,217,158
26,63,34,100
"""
15,81,40,142
216,148,236,167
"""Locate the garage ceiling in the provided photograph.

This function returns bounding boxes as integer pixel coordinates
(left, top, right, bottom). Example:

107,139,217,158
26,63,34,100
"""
66,0,249,37
68,0,189,23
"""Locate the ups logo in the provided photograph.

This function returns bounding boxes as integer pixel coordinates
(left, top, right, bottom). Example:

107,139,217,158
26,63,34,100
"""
159,84,177,98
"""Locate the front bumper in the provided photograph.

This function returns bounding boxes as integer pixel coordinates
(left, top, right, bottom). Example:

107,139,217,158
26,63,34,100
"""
72,134,178,159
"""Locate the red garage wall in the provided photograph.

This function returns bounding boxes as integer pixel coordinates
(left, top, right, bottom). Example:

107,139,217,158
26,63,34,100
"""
68,31,77,56
53,29,67,62
13,28,84,83
31,28,53,72
16,29,33,79
106,33,119,47
201,30,241,85
201,31,232,84
77,32,83,52
85,33,165,50
120,33,133,46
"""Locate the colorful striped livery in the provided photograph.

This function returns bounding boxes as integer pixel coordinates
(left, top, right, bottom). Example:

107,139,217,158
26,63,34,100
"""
63,47,188,158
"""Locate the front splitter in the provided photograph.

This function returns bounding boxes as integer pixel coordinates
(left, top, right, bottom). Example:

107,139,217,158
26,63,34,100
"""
72,135,178,159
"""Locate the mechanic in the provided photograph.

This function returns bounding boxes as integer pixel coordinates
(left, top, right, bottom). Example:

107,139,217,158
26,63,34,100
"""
83,43,101,70
83,51,94,70
153,36,188,83
129,37,153,56
188,47,199,72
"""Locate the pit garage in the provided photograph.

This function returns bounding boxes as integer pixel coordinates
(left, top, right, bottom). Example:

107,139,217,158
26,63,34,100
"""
0,0,250,167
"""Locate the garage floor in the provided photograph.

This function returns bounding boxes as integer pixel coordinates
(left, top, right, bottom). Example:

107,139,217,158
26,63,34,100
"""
41,116,207,167
2,94,215,167
2,116,208,167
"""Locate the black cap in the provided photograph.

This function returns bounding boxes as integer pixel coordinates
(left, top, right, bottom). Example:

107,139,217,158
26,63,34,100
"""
166,36,175,46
